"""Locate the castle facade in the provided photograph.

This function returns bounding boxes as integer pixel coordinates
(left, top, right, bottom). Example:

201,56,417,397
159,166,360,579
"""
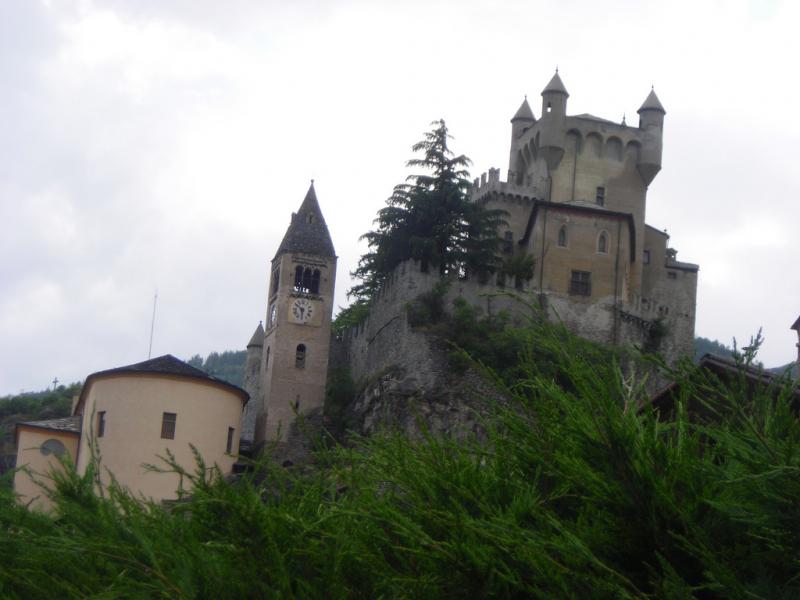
242,72,699,445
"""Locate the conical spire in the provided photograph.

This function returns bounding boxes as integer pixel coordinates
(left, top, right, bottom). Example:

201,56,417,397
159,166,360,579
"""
247,321,264,348
511,96,535,122
638,88,665,114
542,71,569,97
274,181,336,259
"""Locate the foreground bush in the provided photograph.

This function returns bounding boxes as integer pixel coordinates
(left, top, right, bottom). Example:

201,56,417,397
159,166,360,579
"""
1,320,798,599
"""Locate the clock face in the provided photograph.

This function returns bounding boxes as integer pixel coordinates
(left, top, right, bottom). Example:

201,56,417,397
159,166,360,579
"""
291,298,314,323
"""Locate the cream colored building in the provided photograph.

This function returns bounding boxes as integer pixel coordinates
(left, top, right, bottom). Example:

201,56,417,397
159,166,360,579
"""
15,354,248,509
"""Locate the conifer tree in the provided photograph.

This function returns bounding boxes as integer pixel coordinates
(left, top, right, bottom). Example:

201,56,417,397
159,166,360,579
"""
349,120,507,300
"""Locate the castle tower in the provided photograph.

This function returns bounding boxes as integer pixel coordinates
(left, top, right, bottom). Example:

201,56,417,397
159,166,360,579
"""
254,182,337,444
509,97,535,180
240,321,264,442
538,71,569,175
636,88,666,187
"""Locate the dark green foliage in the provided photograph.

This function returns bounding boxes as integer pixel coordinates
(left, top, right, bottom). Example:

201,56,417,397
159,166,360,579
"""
324,367,358,439
332,299,370,335
1,321,799,598
186,350,246,387
405,280,450,327
350,120,508,301
694,337,734,362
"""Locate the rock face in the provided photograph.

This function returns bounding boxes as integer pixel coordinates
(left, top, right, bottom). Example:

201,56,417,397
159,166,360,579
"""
339,335,506,443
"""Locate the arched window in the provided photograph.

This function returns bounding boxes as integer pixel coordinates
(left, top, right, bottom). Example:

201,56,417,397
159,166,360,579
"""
294,266,304,292
310,269,321,294
264,346,270,370
598,231,608,254
40,439,66,457
295,344,306,369
557,225,568,247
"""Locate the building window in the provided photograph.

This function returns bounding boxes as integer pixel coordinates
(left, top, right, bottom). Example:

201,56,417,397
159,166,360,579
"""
97,411,106,438
569,270,591,296
643,250,651,265
226,427,235,454
598,231,608,254
557,225,568,247
271,268,279,295
667,271,677,280
295,344,306,369
503,231,513,254
596,186,605,206
265,346,270,369
161,412,177,440
40,439,66,457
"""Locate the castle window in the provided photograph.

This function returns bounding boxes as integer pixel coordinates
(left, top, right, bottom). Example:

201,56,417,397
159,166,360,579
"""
161,412,177,440
265,346,270,369
226,427,235,454
595,187,605,206
310,269,321,294
307,214,315,224
667,271,677,280
644,250,651,265
546,102,552,113
503,231,513,254
97,411,106,437
295,344,306,369
271,268,280,295
557,225,568,247
569,270,591,296
598,231,608,254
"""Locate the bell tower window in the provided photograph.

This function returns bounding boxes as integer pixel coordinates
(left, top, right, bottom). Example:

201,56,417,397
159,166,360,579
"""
595,187,605,206
295,344,307,369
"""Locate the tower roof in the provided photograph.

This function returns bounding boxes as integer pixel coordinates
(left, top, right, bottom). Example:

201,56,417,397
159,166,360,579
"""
638,88,665,114
511,97,535,122
274,182,336,259
541,71,569,97
248,322,265,347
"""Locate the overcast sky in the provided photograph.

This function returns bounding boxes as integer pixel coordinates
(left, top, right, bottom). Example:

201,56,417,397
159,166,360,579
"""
1,0,798,394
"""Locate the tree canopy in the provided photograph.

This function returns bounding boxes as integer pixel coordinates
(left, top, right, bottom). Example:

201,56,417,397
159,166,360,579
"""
349,120,507,300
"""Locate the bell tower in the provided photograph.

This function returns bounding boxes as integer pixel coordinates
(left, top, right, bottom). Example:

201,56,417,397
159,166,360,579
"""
254,182,337,444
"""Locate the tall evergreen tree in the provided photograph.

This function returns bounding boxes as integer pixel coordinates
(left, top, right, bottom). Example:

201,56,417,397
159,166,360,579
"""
350,120,507,300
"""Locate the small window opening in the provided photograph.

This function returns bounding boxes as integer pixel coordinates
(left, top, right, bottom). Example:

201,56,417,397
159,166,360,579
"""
226,427,235,454
307,214,314,224
596,186,605,206
161,412,177,440
546,102,552,113
271,268,280,295
557,225,568,247
569,270,591,296
294,395,300,410
598,232,608,254
97,411,106,438
294,266,304,292
265,346,270,369
295,344,306,369
503,231,514,254
643,250,651,265
667,271,677,280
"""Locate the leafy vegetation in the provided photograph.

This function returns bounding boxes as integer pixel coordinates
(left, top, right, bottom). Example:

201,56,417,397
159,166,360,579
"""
2,317,798,598
349,120,508,301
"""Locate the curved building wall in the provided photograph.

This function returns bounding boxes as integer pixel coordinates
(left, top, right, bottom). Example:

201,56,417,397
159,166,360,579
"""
76,374,243,502
14,427,79,512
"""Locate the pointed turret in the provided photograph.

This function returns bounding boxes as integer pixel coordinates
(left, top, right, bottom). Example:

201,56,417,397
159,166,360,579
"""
542,71,569,97
636,88,665,186
274,182,336,259
538,70,568,175
247,321,264,348
638,88,665,114
511,97,535,123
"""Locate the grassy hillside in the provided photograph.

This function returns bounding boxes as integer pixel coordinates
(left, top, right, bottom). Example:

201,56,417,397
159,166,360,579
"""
1,317,798,598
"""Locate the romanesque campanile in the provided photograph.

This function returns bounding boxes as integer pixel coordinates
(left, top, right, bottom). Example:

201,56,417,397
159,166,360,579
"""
241,183,337,445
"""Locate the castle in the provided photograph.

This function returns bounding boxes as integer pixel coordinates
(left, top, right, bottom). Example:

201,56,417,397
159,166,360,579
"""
241,72,699,445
